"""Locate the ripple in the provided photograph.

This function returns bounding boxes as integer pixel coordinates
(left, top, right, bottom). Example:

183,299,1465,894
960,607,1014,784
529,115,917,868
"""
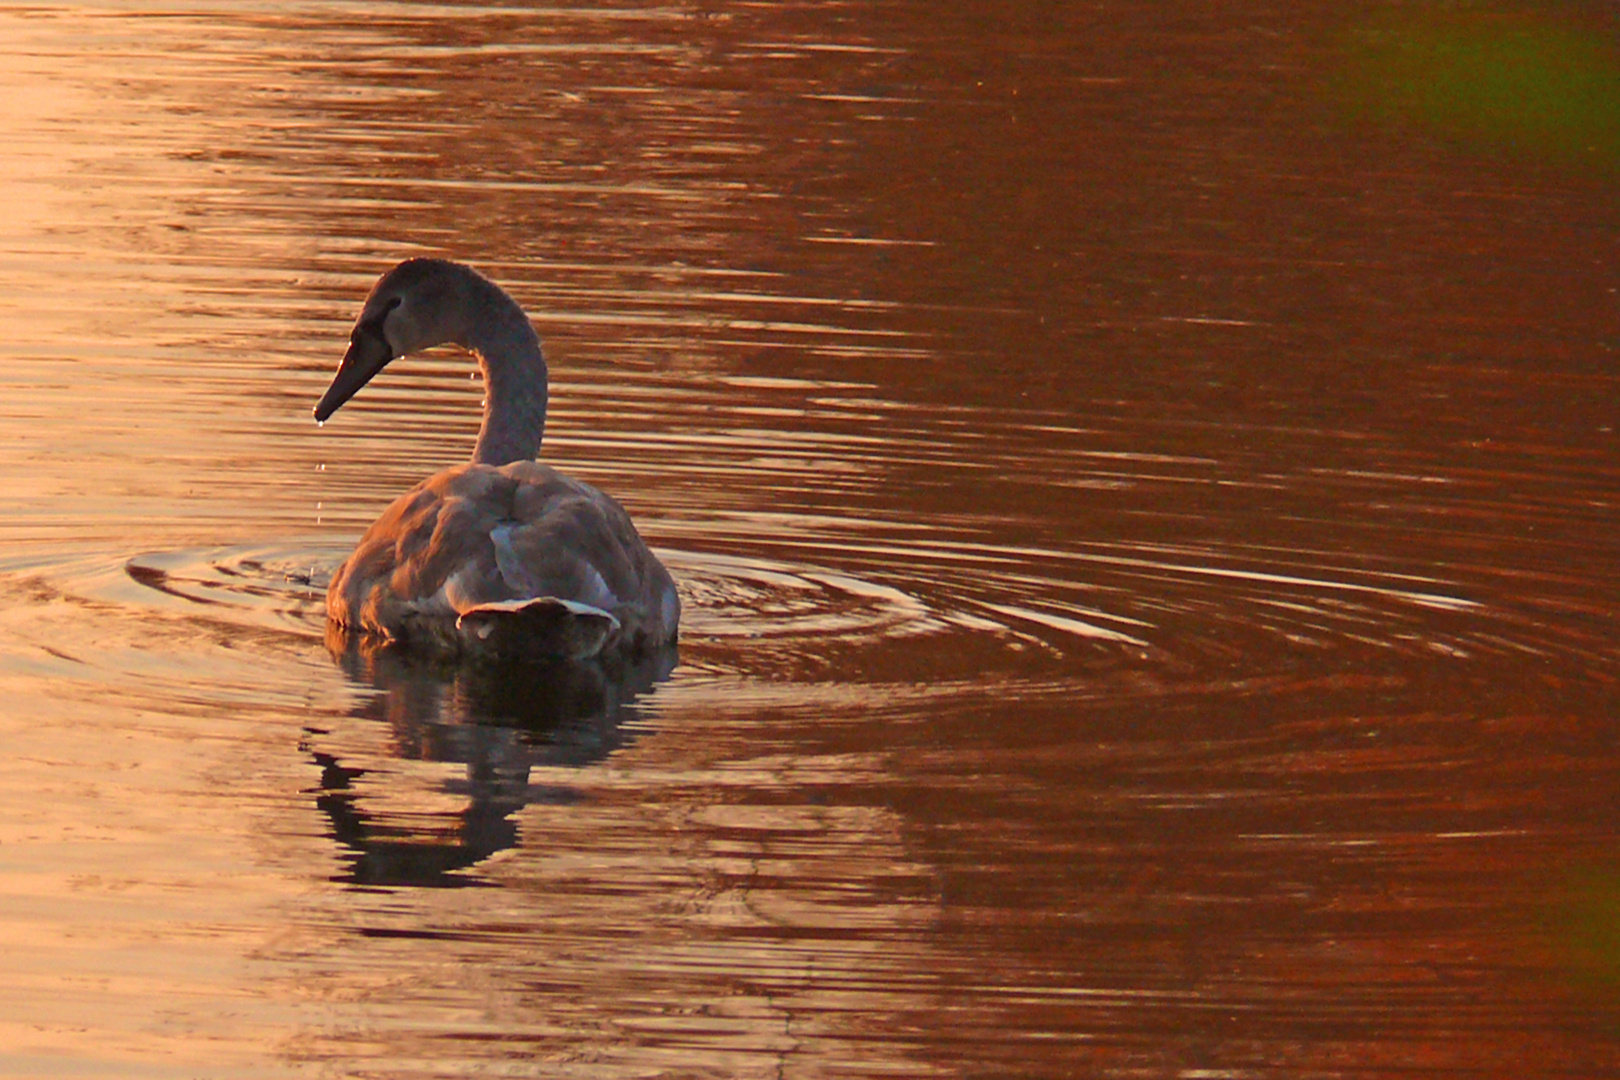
122,542,340,637
31,510,1612,698
666,522,1609,686
256,526,1584,673
669,549,942,642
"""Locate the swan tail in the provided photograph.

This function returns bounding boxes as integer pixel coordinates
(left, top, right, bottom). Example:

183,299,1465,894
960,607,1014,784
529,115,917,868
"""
456,597,620,661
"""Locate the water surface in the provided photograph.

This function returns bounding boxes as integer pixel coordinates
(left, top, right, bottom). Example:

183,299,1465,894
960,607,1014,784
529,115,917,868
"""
2,2,1620,1077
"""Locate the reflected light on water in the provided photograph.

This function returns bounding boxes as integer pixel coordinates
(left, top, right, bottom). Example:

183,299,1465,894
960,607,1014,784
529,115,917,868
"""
0,2,1619,1078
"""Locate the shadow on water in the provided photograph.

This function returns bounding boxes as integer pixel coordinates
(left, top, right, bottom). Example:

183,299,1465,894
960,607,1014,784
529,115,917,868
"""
307,636,678,890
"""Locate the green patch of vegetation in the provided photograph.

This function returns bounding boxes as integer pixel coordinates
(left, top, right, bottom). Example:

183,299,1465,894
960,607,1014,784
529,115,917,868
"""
1337,7,1620,169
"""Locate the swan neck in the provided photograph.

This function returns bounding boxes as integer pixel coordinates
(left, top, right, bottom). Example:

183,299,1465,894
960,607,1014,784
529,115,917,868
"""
466,294,548,466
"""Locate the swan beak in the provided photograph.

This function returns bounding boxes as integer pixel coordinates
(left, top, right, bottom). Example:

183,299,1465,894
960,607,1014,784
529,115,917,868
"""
314,330,394,422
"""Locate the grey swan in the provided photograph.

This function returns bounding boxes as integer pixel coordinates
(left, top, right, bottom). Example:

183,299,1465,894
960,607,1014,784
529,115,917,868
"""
314,258,680,661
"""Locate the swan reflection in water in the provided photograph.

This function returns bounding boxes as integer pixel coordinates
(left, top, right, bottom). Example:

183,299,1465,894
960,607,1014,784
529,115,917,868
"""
306,626,677,888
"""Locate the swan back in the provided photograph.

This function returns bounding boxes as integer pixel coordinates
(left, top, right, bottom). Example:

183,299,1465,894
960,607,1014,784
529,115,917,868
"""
328,461,679,661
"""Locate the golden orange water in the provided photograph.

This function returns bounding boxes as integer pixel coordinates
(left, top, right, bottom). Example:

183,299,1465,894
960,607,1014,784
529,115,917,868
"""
2,3,1620,1077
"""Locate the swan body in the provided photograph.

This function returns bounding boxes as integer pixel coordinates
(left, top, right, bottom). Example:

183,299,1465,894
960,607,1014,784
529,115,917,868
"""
315,258,679,661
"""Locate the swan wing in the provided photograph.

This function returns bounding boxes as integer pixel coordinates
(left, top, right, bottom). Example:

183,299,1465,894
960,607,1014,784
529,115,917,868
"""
328,461,677,658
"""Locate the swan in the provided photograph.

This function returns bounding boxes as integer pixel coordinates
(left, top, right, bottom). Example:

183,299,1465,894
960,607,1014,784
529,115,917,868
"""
314,258,680,662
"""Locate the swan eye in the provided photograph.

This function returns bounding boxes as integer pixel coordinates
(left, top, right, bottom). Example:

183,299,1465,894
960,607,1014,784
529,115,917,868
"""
351,295,404,348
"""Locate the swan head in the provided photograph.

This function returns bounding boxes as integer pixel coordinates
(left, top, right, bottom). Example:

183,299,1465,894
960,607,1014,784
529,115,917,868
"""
314,258,480,422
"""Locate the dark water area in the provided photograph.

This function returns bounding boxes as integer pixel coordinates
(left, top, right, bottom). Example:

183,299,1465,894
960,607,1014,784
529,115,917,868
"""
2,2,1619,1077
